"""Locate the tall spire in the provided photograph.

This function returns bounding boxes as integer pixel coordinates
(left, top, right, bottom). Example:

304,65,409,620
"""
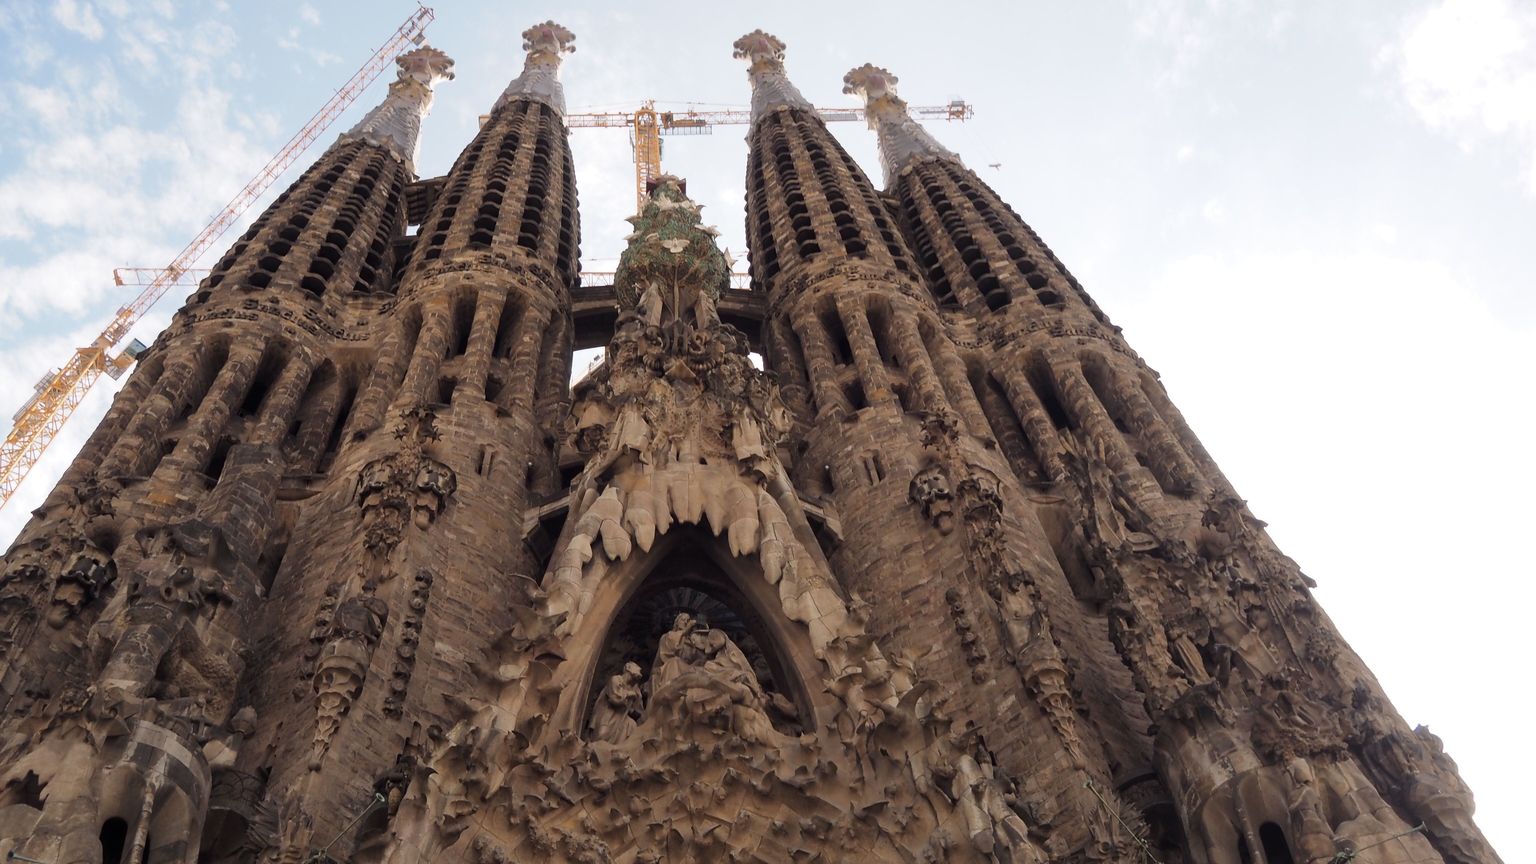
494,20,576,115
338,45,455,174
843,63,961,185
733,30,813,123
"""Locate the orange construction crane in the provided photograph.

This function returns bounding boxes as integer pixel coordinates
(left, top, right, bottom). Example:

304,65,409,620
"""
578,271,750,291
0,6,436,511
567,98,975,212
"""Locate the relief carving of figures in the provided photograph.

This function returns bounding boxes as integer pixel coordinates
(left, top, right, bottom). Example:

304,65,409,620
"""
587,661,643,744
1283,757,1345,864
91,520,241,725
645,612,780,745
357,406,457,557
311,589,389,768
910,460,956,533
986,570,1046,667
1359,724,1498,864
1249,668,1346,763
0,527,116,670
919,701,1044,863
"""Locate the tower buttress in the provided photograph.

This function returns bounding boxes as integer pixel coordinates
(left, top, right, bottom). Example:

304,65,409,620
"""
737,34,1154,857
848,61,1497,864
0,43,457,864
231,23,583,849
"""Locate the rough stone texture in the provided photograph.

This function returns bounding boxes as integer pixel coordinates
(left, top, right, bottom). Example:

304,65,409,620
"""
0,24,1499,864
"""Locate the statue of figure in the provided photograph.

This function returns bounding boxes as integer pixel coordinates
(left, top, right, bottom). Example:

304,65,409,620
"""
1360,725,1497,864
638,281,665,327
991,569,1046,666
589,661,644,744
650,612,704,694
1284,757,1341,864
909,461,956,533
922,706,1041,862
647,612,777,742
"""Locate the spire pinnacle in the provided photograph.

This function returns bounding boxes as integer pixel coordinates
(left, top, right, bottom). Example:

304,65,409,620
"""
339,45,455,174
843,63,961,185
495,20,576,115
733,30,812,123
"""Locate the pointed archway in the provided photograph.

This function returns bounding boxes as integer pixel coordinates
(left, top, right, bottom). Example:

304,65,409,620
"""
583,541,807,737
547,524,835,739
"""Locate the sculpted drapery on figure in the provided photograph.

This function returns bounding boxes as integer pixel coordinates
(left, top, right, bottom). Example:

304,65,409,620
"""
587,661,643,745
644,610,780,744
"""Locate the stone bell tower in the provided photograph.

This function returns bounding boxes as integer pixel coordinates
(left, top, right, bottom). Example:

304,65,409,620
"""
0,18,1498,864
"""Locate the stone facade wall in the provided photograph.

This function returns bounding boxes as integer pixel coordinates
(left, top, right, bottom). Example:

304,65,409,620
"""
0,25,1497,864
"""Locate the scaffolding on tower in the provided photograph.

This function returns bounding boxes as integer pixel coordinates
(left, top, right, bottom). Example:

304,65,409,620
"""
0,5,437,511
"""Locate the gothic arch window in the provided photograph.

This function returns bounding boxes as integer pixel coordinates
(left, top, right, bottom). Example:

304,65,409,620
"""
584,545,809,739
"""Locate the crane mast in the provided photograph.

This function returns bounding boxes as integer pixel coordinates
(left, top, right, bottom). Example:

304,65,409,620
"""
567,99,975,212
3,36,968,513
0,5,436,511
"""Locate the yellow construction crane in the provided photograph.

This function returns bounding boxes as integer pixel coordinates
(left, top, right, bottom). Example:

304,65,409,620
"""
0,6,437,512
567,98,975,212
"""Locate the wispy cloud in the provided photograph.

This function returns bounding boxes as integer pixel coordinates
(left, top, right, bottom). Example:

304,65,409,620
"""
1384,0,1536,193
52,0,104,41
0,3,275,542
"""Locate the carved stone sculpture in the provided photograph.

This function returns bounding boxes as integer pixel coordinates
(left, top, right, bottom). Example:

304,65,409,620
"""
0,22,1497,864
588,661,644,744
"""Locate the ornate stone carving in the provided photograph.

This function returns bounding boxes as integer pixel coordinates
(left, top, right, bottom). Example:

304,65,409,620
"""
383,568,433,718
733,30,814,120
311,590,388,768
494,21,575,114
910,459,957,533
643,612,781,744
338,45,455,172
91,521,240,725
843,63,963,184
587,660,643,745
1359,725,1498,864
357,407,456,557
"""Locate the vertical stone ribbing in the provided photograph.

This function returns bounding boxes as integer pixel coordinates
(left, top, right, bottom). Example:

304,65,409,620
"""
233,24,580,848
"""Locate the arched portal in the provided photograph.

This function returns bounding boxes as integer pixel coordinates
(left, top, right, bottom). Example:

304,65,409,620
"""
574,531,822,739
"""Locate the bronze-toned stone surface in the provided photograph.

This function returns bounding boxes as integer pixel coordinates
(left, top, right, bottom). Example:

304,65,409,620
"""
0,23,1497,864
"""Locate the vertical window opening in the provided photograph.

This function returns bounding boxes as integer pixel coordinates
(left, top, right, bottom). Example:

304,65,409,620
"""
820,307,852,366
238,351,284,417
100,818,129,864
844,378,867,411
324,382,357,455
450,293,476,357
1026,360,1072,430
1259,824,1295,864
492,295,522,359
204,436,237,485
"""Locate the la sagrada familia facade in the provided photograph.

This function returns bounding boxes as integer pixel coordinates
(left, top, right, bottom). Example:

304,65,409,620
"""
0,21,1499,864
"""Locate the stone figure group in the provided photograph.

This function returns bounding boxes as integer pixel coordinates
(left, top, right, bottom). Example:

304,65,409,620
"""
588,611,784,746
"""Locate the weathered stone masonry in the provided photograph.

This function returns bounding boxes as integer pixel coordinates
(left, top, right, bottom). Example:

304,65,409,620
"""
0,22,1498,864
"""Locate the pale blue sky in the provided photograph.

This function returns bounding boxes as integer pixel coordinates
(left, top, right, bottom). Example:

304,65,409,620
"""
1,1,1531,858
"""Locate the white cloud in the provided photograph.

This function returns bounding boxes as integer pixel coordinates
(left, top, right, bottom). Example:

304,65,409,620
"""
0,4,280,543
52,0,104,41
1387,0,1536,192
16,84,70,128
298,3,321,26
